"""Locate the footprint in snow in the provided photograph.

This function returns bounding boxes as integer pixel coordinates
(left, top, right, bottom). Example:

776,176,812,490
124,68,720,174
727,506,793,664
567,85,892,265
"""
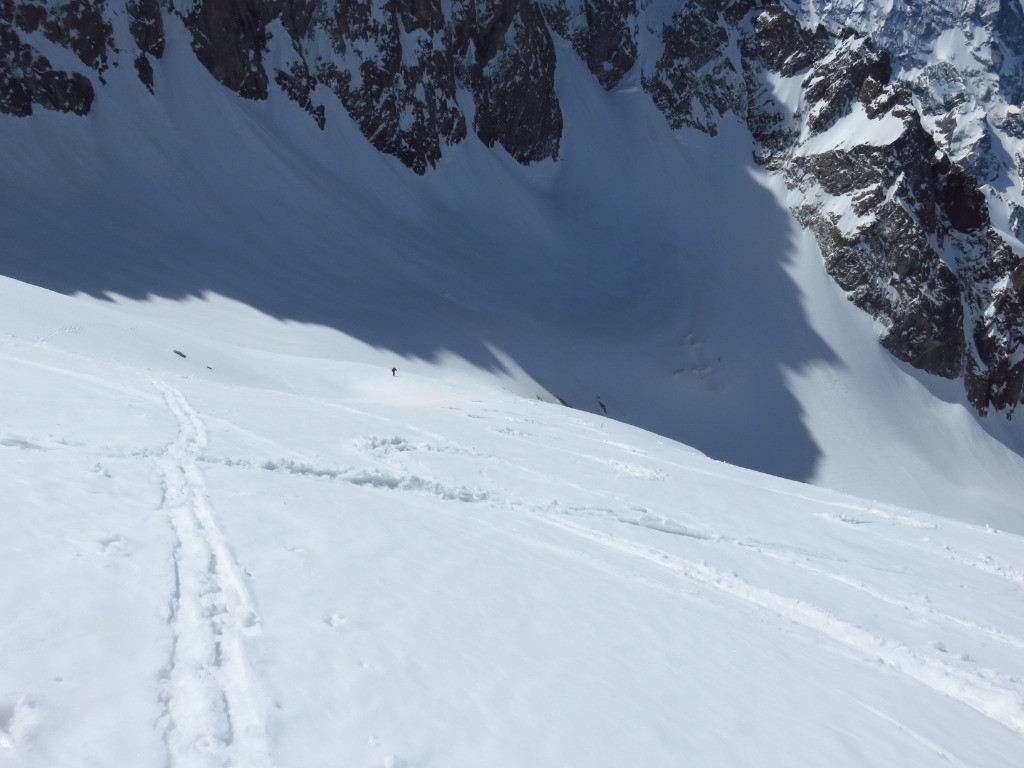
362,436,416,455
493,426,535,438
98,535,125,555
599,458,666,480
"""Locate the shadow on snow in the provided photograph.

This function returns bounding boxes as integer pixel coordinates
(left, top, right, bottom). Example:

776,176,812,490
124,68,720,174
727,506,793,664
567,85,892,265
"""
0,68,839,483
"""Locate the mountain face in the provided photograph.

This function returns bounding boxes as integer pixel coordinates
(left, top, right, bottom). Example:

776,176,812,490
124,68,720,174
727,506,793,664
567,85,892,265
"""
2,0,1023,417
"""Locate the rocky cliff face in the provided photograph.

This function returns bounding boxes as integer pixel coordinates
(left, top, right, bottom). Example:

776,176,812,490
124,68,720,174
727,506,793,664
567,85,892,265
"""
764,6,1024,417
544,0,637,89
0,0,565,169
1,0,1022,417
742,4,1023,416
1,0,100,115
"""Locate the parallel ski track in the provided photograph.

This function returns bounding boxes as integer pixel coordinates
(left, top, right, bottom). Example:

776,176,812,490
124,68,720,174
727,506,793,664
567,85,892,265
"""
533,512,1024,736
154,380,272,768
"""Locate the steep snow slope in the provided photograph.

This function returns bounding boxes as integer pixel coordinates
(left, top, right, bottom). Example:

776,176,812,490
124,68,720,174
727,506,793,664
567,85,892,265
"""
1,16,1022,529
1,273,1024,767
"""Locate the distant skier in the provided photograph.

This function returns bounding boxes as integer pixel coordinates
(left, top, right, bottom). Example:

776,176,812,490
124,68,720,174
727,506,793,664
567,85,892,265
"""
391,367,397,377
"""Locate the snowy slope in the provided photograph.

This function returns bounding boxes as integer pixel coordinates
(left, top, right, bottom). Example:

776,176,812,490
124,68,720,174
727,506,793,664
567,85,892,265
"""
2,273,1024,767
3,4,1024,766
2,16,1022,531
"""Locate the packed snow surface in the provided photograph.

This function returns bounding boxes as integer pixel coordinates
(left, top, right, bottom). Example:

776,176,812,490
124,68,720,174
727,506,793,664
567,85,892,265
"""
1,275,1023,767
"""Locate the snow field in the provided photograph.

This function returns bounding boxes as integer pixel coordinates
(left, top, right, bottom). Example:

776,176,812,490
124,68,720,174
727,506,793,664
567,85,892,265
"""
1,8,1023,764
0,280,1022,766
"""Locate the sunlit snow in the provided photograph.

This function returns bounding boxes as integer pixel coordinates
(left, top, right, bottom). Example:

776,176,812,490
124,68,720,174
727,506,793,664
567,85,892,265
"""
1,275,1023,767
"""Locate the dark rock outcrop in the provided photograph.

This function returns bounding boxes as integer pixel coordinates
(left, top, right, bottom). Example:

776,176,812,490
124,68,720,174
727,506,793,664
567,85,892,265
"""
544,0,638,89
275,62,325,129
641,0,745,135
751,4,828,77
185,0,278,99
1,0,95,115
313,0,467,173
154,0,560,172
457,0,561,163
128,0,164,58
801,32,892,135
752,6,1024,416
40,0,114,75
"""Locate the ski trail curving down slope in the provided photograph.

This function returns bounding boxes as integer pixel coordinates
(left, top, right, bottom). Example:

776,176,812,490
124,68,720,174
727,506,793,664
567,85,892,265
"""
537,514,1024,737
154,380,272,768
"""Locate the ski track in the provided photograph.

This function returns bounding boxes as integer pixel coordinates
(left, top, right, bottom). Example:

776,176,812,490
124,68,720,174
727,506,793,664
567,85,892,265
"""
854,700,976,768
534,512,1024,737
0,347,162,403
154,380,272,768
293,424,1024,739
489,421,1024,598
542,427,1024,594
204,421,1024,599
6,325,1022,760
747,541,1024,652
611,511,1024,653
